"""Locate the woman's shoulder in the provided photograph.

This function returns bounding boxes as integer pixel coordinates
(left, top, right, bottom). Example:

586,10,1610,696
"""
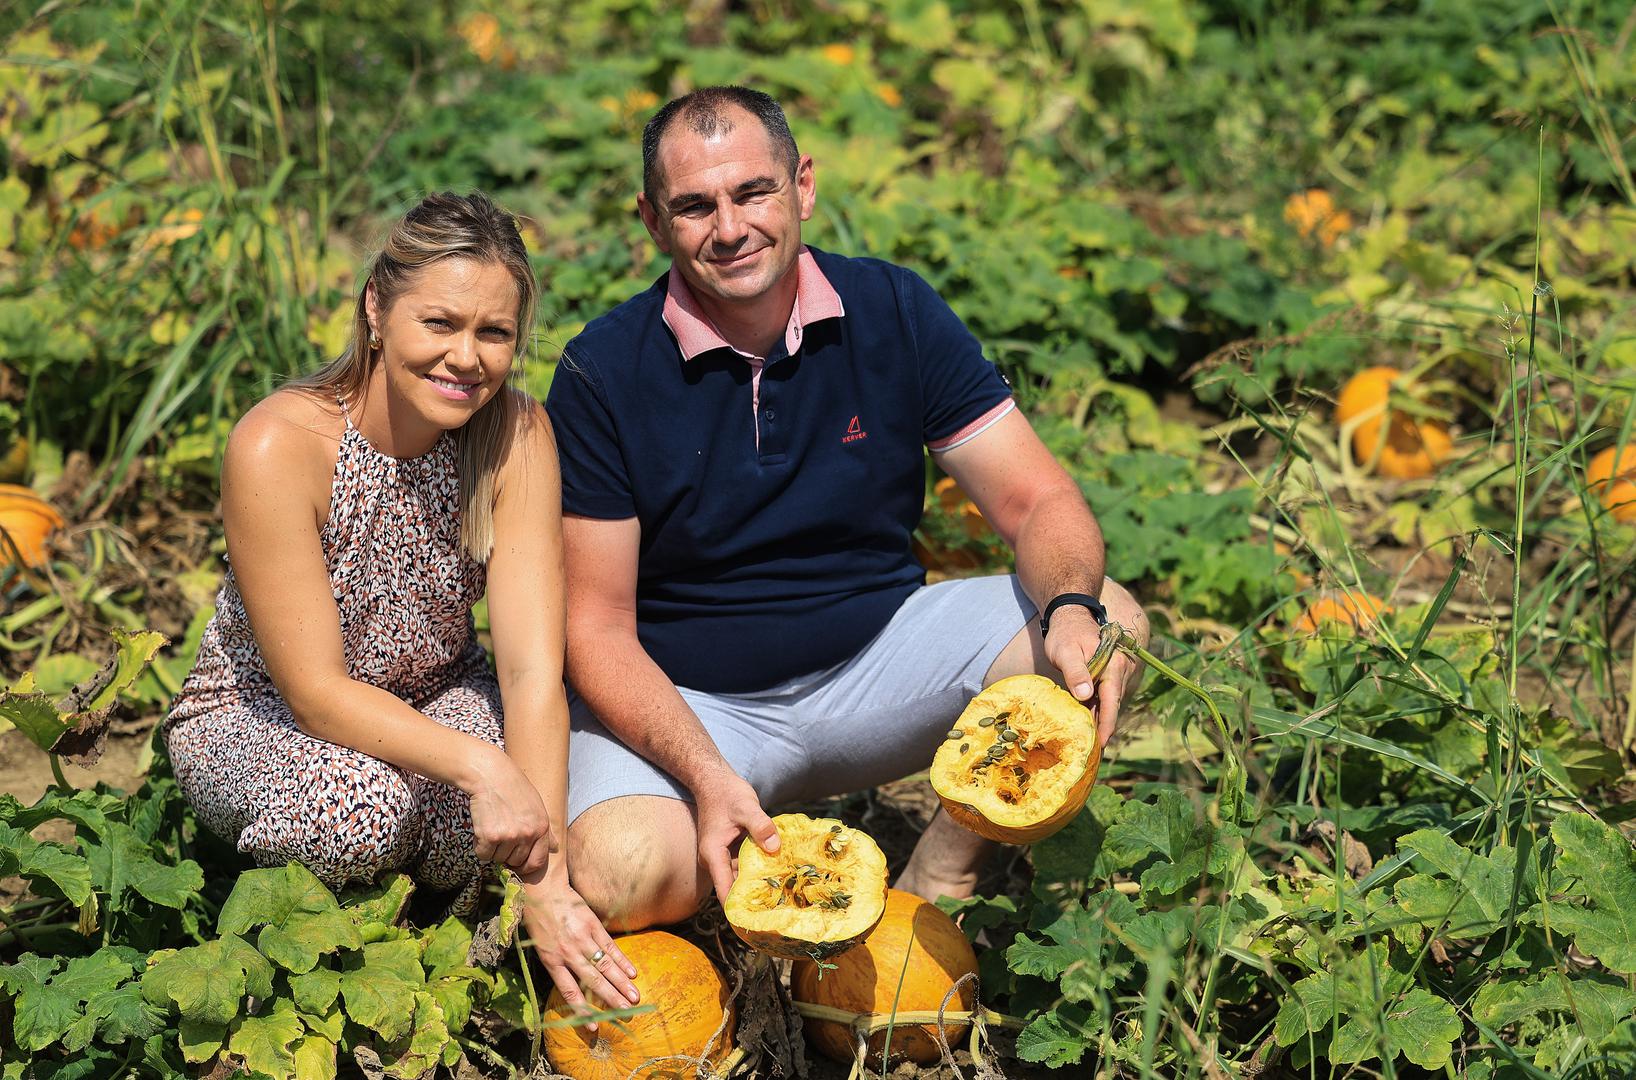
224,389,346,485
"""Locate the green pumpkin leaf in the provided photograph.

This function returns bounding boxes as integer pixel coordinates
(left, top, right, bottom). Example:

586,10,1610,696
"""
218,863,341,936
258,909,364,975
0,824,92,905
1274,944,1455,1069
83,821,205,910
1015,1004,1099,1067
289,967,342,1015
1473,972,1636,1047
176,1017,228,1063
341,873,414,928
90,982,166,1045
141,936,273,1025
291,1034,338,1080
1393,830,1528,939
1547,813,1636,973
420,918,473,978
228,999,304,1079
338,939,425,1041
380,991,450,1078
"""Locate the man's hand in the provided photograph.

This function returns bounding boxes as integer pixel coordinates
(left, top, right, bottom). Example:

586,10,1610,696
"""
694,769,780,902
1043,590,1147,747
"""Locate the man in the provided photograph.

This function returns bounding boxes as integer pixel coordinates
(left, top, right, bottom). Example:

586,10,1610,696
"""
545,85,1146,953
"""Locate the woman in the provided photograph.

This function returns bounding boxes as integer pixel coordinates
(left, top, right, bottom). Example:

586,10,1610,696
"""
165,192,638,1020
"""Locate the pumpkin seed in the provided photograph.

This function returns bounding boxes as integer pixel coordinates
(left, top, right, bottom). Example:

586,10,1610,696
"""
829,824,842,832
784,874,797,889
977,716,995,727
764,877,782,889
959,742,969,753
996,711,1011,720
1000,729,1019,742
945,729,963,740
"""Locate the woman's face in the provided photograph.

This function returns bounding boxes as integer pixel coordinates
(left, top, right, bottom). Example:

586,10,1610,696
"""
366,256,521,433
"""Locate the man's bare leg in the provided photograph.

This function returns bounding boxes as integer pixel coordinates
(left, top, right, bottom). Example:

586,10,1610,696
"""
567,794,711,931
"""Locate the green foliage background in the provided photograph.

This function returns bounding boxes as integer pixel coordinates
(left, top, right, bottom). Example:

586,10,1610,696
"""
3,0,1636,1077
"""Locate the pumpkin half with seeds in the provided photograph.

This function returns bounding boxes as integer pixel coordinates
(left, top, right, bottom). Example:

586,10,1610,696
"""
722,813,888,961
929,674,1101,844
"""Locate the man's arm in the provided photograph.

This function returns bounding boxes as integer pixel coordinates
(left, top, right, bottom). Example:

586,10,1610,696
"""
562,513,781,898
937,409,1148,742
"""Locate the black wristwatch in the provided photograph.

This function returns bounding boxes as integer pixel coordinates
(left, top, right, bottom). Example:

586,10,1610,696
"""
1039,592,1108,635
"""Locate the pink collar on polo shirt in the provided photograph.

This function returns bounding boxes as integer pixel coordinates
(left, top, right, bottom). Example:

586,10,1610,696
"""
662,246,846,363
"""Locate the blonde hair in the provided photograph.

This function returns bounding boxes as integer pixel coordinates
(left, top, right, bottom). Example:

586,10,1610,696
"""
289,191,538,561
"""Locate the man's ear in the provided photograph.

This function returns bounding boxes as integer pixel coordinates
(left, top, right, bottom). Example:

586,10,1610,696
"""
796,154,816,223
636,193,671,254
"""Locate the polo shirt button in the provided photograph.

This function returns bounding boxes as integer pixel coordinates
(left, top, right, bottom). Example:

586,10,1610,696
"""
765,409,776,421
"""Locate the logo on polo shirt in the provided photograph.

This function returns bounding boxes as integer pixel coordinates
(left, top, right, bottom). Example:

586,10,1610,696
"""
842,415,868,444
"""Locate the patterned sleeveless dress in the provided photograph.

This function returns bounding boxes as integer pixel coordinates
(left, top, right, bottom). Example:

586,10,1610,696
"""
164,404,502,899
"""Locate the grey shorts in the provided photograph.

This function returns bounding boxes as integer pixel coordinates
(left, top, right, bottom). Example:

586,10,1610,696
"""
566,574,1036,824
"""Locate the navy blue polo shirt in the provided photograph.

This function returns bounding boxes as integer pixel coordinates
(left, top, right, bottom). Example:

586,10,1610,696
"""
546,246,1013,694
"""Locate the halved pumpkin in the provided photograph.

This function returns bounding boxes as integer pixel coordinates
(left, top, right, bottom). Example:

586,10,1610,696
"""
541,930,735,1080
723,813,887,961
929,675,1100,844
792,888,979,1067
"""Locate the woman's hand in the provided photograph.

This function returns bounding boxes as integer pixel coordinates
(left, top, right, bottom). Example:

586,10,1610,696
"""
521,873,640,1030
465,746,557,874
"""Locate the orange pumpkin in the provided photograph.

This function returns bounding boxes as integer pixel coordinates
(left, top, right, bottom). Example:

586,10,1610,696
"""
1586,445,1636,523
792,889,979,1068
0,484,64,570
1293,592,1389,634
929,675,1101,844
1283,189,1353,247
541,931,736,1080
913,477,992,573
1335,366,1453,479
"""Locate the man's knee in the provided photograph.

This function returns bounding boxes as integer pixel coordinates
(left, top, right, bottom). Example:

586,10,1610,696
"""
567,796,708,931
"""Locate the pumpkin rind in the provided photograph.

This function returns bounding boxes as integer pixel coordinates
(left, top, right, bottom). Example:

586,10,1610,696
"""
792,889,979,1067
929,675,1101,844
723,813,888,961
541,930,735,1080
1587,446,1636,523
1334,366,1452,479
1293,592,1389,635
0,484,64,571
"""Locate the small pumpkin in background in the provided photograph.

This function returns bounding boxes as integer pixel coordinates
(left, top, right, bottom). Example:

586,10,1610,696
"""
1293,592,1390,635
1335,366,1453,479
723,813,888,961
929,674,1101,844
1586,444,1636,523
792,888,979,1068
541,931,735,1080
1283,188,1353,247
0,483,64,572
913,477,991,574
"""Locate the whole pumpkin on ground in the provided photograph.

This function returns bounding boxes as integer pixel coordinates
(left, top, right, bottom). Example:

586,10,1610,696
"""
541,930,735,1080
792,888,979,1068
0,484,64,571
723,813,888,961
1587,445,1636,523
1334,366,1452,479
1293,592,1390,634
929,674,1101,844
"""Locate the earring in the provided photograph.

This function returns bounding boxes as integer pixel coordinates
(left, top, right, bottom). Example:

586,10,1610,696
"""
368,330,381,350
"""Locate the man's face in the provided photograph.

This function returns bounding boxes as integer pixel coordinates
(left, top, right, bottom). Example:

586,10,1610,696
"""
638,107,815,310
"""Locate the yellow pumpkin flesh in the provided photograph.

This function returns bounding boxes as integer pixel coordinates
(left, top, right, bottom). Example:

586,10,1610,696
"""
541,931,735,1080
723,813,887,961
792,889,979,1067
929,674,1100,844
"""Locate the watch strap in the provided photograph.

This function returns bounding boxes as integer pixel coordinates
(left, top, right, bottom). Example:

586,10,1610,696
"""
1039,592,1108,635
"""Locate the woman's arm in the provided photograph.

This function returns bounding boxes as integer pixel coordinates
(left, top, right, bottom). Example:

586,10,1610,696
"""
485,398,639,1017
224,393,550,865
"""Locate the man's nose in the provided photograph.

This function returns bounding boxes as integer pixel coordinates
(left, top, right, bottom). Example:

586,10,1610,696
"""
713,201,748,246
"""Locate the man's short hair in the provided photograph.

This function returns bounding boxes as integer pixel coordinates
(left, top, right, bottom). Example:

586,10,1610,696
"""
641,86,800,206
